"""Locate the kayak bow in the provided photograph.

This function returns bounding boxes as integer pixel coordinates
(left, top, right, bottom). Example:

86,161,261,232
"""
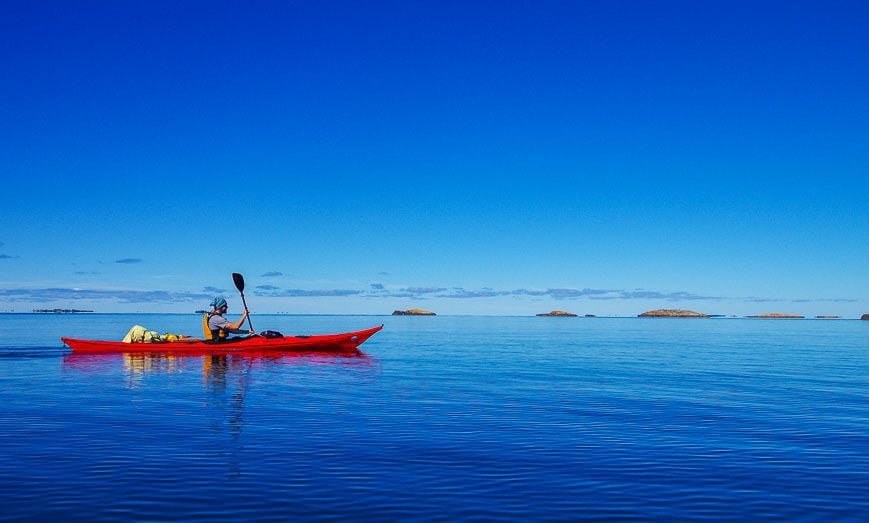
62,325,383,354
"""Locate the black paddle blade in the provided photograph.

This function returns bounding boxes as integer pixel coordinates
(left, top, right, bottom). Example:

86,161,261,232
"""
232,272,245,292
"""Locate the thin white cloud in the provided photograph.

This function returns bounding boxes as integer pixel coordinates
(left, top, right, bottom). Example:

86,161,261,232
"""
403,287,447,294
791,298,857,303
0,288,210,303
601,290,723,301
255,288,364,297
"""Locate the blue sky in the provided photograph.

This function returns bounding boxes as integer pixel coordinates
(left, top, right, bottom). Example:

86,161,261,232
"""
1,1,867,316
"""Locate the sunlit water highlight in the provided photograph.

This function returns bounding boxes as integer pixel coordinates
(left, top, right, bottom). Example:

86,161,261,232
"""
0,314,866,521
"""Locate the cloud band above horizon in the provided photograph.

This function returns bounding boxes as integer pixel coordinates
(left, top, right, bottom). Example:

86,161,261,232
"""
0,285,856,305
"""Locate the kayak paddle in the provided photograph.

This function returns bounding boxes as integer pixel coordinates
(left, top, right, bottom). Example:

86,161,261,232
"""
232,272,255,333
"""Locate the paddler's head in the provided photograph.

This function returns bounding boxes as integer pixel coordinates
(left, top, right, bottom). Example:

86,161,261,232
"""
210,296,228,313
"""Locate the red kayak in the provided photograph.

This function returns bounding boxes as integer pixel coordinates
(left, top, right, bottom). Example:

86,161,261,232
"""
62,325,383,354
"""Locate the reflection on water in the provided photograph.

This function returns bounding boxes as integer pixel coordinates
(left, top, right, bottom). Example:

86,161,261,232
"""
126,353,185,388
203,355,250,479
63,350,370,382
63,351,371,402
62,351,372,426
60,350,374,479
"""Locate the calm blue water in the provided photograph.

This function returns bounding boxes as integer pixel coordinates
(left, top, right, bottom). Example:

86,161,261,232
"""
0,314,866,521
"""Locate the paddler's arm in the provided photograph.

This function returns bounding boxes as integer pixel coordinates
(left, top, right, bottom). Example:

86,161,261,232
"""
226,309,252,333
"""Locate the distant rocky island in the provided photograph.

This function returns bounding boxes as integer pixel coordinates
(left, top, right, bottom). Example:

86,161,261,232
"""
33,309,93,313
536,310,578,317
815,315,841,319
392,309,436,316
638,309,709,318
861,314,869,321
747,313,805,319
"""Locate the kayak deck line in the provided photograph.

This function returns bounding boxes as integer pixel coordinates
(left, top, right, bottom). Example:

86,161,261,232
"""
62,325,383,354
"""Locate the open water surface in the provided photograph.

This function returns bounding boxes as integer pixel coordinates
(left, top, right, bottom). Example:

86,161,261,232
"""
0,314,866,521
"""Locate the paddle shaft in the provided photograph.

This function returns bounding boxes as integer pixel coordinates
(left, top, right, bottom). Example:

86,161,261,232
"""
239,291,254,332
232,273,255,333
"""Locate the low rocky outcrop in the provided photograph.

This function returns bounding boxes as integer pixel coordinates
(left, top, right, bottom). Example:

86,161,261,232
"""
747,313,805,319
815,315,841,319
861,314,869,321
392,309,436,316
638,309,710,318
536,310,578,317
33,308,93,313
584,314,596,317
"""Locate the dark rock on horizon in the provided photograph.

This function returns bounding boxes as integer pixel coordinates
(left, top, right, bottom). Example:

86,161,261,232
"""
33,308,93,313
747,313,805,319
536,310,578,317
392,309,436,316
861,314,869,320
638,309,710,318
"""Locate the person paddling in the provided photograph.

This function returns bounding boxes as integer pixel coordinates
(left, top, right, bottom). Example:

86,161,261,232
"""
206,296,254,341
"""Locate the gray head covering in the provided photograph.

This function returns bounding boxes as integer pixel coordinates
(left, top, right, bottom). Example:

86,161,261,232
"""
210,296,227,310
